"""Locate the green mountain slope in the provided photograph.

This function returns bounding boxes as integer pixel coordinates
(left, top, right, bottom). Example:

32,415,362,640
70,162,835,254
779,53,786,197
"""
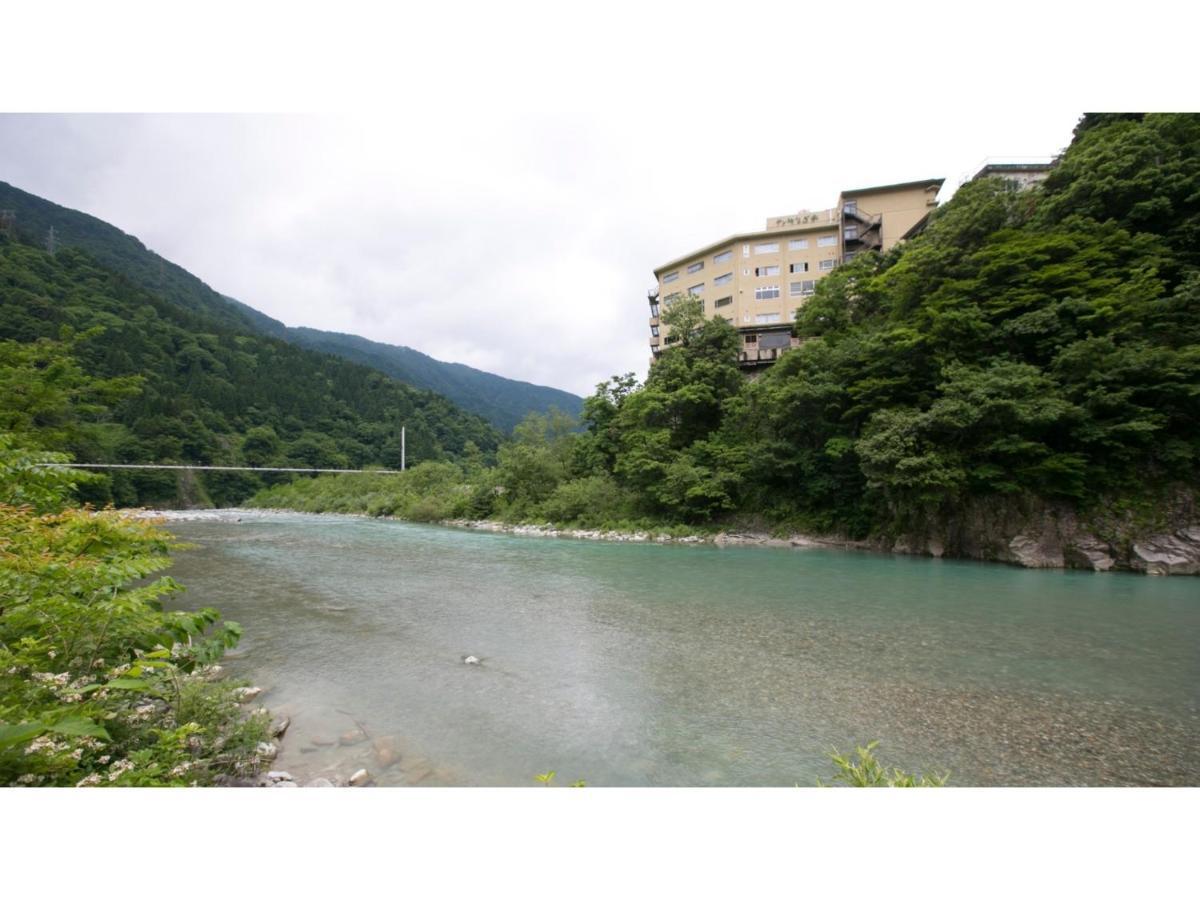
0,180,581,430
283,327,582,431
0,234,501,507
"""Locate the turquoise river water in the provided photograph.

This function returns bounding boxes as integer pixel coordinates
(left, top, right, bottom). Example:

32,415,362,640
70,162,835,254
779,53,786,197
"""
161,510,1200,786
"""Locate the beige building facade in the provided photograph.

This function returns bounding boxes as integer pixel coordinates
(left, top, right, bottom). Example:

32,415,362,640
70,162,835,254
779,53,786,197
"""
648,179,943,369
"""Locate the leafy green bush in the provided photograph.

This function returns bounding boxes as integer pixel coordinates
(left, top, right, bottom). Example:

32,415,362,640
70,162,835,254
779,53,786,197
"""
0,443,267,786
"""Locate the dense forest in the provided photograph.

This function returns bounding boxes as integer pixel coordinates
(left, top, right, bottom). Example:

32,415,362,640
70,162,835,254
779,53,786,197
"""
0,237,501,507
0,180,582,431
251,114,1200,564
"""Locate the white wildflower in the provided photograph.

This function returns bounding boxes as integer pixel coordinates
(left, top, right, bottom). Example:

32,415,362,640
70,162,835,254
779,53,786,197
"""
25,736,55,755
107,759,135,782
169,761,193,777
16,773,41,785
97,755,111,764
76,774,102,787
92,658,105,669
47,650,57,659
71,748,84,761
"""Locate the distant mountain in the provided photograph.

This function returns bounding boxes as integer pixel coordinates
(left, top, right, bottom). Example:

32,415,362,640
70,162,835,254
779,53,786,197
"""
284,328,582,431
0,180,582,430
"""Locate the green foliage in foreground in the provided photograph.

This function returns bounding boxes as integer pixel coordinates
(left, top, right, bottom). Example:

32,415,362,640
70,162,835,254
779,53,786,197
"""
821,741,949,787
0,440,268,786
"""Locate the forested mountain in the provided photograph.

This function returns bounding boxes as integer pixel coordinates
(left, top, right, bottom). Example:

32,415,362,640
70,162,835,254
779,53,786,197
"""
0,180,581,430
282,327,582,431
0,235,501,507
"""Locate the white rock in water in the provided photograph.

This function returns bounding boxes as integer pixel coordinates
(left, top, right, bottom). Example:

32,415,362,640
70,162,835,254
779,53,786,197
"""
349,769,372,787
274,780,298,788
271,716,290,738
463,655,481,665
235,686,263,703
304,777,335,788
266,770,293,782
256,741,278,760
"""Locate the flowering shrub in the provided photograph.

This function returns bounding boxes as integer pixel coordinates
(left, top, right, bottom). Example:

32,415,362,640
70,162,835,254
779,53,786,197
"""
0,444,268,786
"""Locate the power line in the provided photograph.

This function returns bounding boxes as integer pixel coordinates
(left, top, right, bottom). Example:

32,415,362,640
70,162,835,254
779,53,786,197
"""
34,463,403,475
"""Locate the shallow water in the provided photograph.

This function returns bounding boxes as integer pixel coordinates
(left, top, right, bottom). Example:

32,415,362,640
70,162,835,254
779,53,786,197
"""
161,510,1200,786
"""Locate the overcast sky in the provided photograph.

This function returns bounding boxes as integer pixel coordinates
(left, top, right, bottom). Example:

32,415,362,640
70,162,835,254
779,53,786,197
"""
2,0,1144,397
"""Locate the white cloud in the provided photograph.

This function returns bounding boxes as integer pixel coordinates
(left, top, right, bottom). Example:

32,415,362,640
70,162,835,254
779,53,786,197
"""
0,3,1107,397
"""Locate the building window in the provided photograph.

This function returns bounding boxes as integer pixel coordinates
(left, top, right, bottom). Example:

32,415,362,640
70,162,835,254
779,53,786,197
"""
844,226,858,240
843,252,856,263
744,334,757,344
650,303,659,317
754,265,780,277
819,259,836,271
755,285,780,301
714,250,733,264
715,296,733,308
742,244,750,258
714,272,733,286
688,283,705,294
788,239,808,251
687,261,704,274
794,280,815,295
651,325,659,337
843,200,857,216
663,271,679,283
756,313,781,324
789,262,808,273
817,235,837,247
754,242,780,255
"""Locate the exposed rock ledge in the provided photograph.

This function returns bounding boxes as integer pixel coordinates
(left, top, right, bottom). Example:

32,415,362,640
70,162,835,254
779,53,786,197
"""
881,491,1200,576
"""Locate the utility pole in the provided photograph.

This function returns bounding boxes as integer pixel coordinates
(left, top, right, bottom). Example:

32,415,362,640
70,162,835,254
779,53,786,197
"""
401,426,406,471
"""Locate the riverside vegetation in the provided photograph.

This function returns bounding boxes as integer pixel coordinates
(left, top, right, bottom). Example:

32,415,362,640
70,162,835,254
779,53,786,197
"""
249,115,1200,570
0,439,269,786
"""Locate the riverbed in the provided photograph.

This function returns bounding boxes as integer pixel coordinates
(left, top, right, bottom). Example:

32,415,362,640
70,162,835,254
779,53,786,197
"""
161,510,1200,786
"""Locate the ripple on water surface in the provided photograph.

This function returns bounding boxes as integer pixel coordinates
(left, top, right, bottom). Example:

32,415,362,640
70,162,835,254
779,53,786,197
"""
160,510,1200,786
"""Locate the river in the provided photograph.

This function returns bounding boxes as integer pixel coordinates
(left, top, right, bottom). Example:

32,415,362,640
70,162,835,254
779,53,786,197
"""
161,510,1200,786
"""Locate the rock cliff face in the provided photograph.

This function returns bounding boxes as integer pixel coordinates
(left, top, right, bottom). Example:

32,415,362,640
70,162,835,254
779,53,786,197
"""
884,489,1200,575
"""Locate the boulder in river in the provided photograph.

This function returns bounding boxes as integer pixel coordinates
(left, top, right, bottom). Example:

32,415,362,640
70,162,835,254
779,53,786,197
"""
256,741,278,761
462,655,482,665
372,735,400,769
304,777,335,788
235,686,263,703
349,768,372,786
339,729,367,747
271,716,291,739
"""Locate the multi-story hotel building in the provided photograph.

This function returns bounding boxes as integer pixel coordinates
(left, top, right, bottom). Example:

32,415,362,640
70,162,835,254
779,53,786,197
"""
647,178,944,369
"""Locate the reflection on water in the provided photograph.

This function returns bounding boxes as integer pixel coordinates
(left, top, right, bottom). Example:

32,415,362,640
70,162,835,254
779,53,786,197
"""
161,510,1200,786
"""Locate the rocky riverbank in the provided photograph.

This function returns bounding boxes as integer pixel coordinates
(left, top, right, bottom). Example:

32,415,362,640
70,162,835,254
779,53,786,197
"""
142,502,1200,575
